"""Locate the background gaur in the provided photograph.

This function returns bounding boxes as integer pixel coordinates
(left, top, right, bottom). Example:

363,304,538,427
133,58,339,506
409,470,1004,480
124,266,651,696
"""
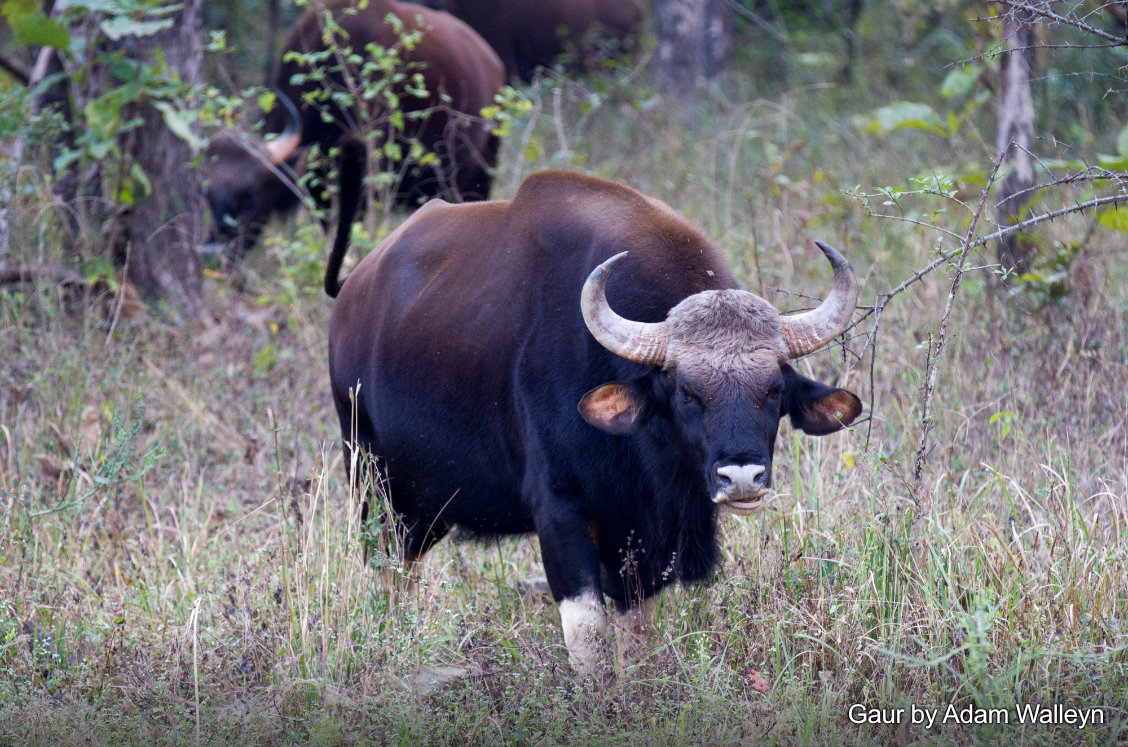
201,0,504,257
426,0,643,82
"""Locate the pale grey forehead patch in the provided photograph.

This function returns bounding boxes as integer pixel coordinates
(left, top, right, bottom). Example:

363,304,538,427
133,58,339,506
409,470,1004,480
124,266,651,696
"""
665,290,786,367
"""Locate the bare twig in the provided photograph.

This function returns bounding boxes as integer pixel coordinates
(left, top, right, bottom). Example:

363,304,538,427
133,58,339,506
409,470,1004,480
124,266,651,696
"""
910,151,1009,501
989,0,1128,46
848,187,1127,333
974,192,1128,248
0,264,85,287
842,155,1126,476
0,49,31,85
720,0,788,42
552,86,572,162
189,597,201,746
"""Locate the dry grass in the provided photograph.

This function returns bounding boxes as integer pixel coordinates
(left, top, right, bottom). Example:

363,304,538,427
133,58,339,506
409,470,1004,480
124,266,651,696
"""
2,66,1127,745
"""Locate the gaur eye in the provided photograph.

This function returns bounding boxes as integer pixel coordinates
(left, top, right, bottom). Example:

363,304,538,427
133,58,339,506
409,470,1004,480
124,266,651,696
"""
678,386,702,407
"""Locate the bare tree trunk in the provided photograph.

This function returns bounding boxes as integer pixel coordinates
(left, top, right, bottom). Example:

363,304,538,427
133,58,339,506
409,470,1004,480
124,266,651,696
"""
839,0,865,84
0,185,8,264
652,0,733,97
26,2,85,253
995,4,1037,277
264,0,284,87
120,0,206,320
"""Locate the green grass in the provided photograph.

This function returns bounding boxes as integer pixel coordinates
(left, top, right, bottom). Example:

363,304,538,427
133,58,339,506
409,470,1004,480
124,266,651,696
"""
3,57,1128,745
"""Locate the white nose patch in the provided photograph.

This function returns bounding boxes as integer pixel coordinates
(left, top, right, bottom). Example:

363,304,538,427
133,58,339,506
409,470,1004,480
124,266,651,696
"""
713,464,770,514
716,463,766,487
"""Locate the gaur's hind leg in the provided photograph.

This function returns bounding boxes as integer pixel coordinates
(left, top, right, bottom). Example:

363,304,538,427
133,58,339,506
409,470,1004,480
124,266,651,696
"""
342,444,390,561
338,442,439,603
387,513,449,605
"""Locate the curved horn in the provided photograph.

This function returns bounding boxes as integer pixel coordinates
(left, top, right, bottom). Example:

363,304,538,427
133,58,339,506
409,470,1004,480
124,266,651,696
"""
581,251,670,367
781,240,858,358
264,89,302,165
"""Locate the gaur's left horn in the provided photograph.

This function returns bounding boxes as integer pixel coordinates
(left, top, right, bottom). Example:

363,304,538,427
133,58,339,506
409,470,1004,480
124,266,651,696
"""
780,241,858,358
581,252,670,367
264,89,302,165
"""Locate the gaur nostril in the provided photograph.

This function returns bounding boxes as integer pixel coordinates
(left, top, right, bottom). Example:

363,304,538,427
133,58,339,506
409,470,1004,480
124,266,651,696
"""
716,463,767,488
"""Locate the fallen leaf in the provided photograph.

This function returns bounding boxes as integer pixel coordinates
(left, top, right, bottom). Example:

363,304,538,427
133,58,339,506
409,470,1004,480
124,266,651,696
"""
745,667,771,693
79,405,103,453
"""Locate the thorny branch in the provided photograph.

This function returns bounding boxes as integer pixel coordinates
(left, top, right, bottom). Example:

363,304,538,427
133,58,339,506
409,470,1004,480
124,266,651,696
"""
909,151,1008,500
0,50,31,85
984,0,1128,46
849,188,1128,334
840,157,1126,500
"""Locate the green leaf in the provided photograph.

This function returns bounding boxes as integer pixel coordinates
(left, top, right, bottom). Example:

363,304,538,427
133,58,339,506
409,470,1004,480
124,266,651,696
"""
153,100,206,151
1,0,33,25
10,12,70,49
1097,153,1128,171
1118,123,1128,157
939,64,981,99
860,102,948,137
129,160,152,200
1096,206,1128,234
53,148,80,175
253,344,277,377
114,176,136,206
82,256,116,283
257,90,278,113
100,15,173,41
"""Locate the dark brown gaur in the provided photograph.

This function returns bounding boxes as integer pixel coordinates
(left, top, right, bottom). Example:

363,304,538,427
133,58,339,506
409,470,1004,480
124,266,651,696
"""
324,169,862,675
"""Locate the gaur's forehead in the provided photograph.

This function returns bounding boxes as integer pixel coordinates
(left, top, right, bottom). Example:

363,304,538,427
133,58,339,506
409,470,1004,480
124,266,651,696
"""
666,290,786,365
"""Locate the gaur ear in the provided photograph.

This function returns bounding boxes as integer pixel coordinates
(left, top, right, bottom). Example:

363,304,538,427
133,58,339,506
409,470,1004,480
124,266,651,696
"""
782,365,863,436
578,382,648,435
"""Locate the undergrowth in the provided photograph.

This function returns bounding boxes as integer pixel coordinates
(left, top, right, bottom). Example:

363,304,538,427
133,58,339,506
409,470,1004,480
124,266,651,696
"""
2,40,1127,747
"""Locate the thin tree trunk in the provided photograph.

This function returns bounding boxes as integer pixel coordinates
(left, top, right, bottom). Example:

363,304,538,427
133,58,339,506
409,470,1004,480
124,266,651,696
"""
995,4,1037,277
652,0,733,98
120,0,206,319
264,0,283,87
27,25,84,252
839,0,865,84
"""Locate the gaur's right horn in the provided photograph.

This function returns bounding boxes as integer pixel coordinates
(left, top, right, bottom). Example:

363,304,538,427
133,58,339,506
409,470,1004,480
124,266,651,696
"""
581,252,670,367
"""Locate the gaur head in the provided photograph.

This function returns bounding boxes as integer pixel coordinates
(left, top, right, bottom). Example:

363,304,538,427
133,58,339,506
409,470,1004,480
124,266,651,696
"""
578,242,863,513
199,92,304,257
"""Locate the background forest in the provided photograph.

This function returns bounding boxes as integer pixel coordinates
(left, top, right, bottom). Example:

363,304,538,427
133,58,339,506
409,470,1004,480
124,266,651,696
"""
1,0,1127,744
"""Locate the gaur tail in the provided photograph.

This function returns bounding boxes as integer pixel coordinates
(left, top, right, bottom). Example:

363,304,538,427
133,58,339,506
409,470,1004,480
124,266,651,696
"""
324,135,367,298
